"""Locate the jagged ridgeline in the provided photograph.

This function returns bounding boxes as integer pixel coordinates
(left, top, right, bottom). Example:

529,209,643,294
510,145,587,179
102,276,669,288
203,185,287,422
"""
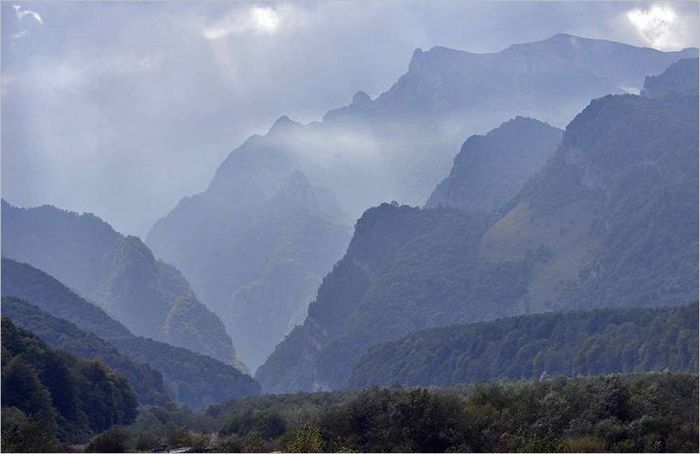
256,58,699,393
146,35,695,372
349,304,699,388
1,318,138,448
1,259,261,409
0,201,243,369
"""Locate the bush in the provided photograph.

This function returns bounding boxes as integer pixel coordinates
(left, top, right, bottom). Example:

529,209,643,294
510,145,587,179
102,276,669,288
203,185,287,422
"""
86,426,132,453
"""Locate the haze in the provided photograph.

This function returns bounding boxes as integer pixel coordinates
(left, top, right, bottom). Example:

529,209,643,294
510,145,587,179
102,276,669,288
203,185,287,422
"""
2,0,698,236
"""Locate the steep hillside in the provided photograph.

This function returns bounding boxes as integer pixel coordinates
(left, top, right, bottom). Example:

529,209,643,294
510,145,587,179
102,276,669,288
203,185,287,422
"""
1,201,240,367
349,305,698,388
426,117,563,212
1,259,261,408
2,297,172,406
1,318,138,445
257,58,699,393
148,36,694,372
149,168,350,370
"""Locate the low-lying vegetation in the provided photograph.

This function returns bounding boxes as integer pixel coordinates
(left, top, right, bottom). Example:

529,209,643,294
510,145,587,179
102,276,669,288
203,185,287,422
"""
76,372,698,453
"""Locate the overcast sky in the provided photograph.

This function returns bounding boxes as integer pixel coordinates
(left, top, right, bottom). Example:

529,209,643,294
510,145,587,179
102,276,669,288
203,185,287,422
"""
2,1,699,236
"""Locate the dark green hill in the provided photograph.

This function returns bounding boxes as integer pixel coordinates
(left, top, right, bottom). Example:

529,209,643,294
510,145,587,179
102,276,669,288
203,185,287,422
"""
349,305,698,388
1,258,261,408
2,297,172,406
1,318,138,446
1,201,240,367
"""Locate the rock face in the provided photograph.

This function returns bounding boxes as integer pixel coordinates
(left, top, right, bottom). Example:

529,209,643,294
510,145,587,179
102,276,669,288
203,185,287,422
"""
1,201,242,369
1,258,261,409
255,58,699,393
147,35,696,372
426,117,563,213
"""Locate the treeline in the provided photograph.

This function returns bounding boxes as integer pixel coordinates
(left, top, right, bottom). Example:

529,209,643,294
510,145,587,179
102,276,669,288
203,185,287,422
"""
1,318,138,451
349,304,698,388
80,372,698,453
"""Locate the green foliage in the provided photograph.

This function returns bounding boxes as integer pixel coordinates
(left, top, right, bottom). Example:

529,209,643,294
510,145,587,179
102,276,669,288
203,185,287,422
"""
285,425,325,452
1,259,261,409
85,426,132,453
1,318,138,444
349,305,698,388
1,407,61,453
202,373,699,452
2,297,172,406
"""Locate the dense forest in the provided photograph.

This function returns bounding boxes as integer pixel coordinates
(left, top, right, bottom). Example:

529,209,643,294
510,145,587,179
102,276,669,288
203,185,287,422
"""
1,259,260,409
2,318,138,450
26,373,695,453
3,297,173,406
349,305,698,388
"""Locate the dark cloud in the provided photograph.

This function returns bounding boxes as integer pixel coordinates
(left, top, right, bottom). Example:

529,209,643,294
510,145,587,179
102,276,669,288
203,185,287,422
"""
2,1,698,235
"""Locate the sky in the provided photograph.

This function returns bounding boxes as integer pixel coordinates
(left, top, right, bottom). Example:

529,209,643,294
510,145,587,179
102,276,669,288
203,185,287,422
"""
2,1,699,236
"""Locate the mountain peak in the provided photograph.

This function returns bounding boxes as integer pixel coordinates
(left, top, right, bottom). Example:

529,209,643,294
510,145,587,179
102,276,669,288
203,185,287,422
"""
352,91,372,106
269,115,301,135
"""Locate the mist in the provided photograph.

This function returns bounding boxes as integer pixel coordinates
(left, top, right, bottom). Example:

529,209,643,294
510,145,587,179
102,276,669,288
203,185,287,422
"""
3,1,698,236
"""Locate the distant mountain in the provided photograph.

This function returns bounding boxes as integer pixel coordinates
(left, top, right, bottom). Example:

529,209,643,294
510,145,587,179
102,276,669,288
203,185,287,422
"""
349,304,699,388
2,297,172,406
1,201,242,368
1,317,138,445
642,57,699,98
149,167,350,370
1,258,261,408
148,35,695,372
256,58,699,393
426,117,563,212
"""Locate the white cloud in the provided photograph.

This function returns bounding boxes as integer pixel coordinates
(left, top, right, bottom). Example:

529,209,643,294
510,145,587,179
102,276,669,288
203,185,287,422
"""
14,4,43,25
202,6,282,40
626,4,681,50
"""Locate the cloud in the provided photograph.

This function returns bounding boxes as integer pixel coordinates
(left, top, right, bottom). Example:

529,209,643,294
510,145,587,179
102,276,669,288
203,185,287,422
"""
203,6,282,40
626,4,683,50
3,1,698,236
14,4,43,25
11,4,43,40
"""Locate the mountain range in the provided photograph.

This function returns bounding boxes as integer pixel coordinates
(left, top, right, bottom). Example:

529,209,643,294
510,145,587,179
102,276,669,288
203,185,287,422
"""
146,34,697,372
256,57,699,393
